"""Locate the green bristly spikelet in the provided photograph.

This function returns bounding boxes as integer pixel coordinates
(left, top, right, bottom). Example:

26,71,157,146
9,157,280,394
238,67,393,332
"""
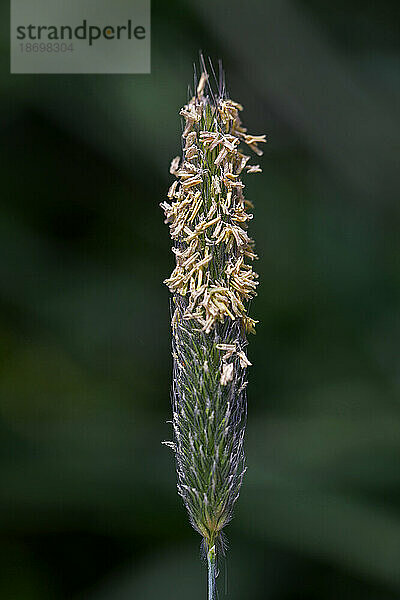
161,59,265,597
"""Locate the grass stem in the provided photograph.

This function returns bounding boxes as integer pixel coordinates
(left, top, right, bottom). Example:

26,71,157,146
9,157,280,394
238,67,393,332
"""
207,545,217,600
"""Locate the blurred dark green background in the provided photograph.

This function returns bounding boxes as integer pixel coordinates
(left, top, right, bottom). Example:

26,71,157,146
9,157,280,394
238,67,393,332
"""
1,0,400,598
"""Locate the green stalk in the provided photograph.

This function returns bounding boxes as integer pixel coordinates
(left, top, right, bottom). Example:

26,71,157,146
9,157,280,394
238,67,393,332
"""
207,546,217,600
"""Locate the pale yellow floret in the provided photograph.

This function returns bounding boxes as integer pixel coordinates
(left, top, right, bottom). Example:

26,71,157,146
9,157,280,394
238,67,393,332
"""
170,156,180,174
185,145,199,160
163,73,265,352
246,164,262,173
220,363,234,386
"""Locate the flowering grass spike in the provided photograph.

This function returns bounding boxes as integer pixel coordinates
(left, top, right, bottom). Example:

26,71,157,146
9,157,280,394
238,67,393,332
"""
161,60,265,599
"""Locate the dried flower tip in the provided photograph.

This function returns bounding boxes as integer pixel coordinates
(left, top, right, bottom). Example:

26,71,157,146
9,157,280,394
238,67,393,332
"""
170,156,181,174
246,164,262,173
220,362,234,386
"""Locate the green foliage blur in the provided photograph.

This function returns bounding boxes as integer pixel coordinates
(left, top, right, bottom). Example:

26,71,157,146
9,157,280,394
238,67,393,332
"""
1,0,400,598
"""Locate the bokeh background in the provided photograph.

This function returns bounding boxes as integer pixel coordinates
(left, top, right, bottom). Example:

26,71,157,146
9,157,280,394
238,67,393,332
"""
1,0,400,598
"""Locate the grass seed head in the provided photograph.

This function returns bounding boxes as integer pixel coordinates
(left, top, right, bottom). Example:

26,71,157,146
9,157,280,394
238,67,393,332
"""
162,58,264,554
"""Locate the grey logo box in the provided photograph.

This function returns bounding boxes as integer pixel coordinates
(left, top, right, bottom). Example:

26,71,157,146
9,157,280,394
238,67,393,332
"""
11,0,150,74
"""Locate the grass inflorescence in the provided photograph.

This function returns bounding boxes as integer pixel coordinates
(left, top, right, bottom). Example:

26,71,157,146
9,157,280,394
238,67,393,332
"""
161,57,265,598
